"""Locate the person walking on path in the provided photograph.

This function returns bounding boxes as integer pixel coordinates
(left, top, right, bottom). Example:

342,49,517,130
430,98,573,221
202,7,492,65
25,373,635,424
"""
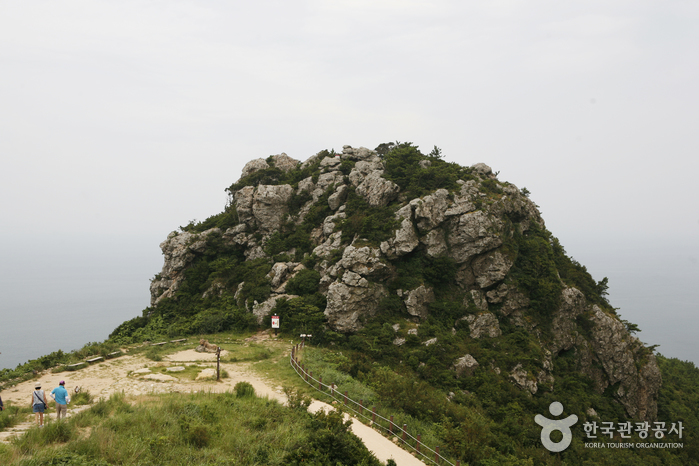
0,394,4,411
31,383,48,427
51,381,69,420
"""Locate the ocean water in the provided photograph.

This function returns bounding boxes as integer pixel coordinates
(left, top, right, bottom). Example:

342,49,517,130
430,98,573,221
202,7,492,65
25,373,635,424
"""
0,236,162,371
1,235,697,371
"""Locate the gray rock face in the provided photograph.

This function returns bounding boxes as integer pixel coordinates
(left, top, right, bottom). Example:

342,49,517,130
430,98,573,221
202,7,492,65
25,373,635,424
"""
325,281,387,332
355,171,401,207
349,160,384,186
341,145,378,161
150,229,221,306
252,184,294,232
380,204,419,259
410,189,449,232
510,363,538,394
464,312,502,338
272,153,300,172
241,158,269,178
447,211,504,264
472,250,514,289
252,294,298,324
549,286,662,421
453,354,479,378
328,185,348,211
320,156,342,170
340,245,388,278
403,285,435,319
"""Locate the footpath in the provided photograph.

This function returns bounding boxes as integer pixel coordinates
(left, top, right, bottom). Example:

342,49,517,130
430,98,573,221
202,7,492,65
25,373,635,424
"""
0,345,425,465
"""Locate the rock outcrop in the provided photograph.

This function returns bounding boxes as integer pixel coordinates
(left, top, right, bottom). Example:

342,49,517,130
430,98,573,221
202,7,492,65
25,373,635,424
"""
148,143,661,421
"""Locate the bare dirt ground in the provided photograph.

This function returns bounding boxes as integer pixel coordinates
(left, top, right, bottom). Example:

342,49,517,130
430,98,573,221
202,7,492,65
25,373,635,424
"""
0,337,426,465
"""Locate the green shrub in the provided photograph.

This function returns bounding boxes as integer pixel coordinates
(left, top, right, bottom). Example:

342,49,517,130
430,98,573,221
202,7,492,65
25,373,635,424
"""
234,381,256,398
285,269,321,296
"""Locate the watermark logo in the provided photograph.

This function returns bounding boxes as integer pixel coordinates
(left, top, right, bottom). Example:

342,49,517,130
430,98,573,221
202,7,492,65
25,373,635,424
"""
535,401,578,452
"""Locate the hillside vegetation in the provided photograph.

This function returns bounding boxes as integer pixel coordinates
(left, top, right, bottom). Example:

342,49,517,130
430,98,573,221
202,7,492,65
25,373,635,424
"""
2,142,698,465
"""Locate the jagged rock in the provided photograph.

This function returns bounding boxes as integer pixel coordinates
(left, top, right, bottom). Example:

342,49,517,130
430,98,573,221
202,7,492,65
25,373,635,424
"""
453,354,479,378
312,232,342,257
320,155,342,170
241,158,269,178
404,285,435,319
587,306,662,420
423,337,438,346
392,324,400,332
510,363,538,394
272,153,300,171
252,294,298,324
463,312,502,338
150,229,221,306
266,262,298,289
471,163,494,177
393,337,406,346
380,204,419,259
253,184,294,231
328,185,348,210
472,250,514,289
445,181,478,217
356,171,400,207
349,160,384,186
340,245,388,277
420,229,448,257
325,281,387,332
485,282,512,304
234,186,255,225
410,189,449,232
341,145,378,161
202,281,225,299
342,270,368,287
447,211,504,264
297,176,315,194
407,328,418,335
466,290,489,311
323,211,346,236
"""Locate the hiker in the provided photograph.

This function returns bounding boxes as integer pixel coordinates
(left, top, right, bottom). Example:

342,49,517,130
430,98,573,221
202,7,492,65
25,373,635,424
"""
0,394,4,411
31,383,48,427
51,380,70,420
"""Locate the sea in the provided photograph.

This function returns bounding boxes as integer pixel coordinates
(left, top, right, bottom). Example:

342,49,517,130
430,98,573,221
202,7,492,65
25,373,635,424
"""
1,235,697,371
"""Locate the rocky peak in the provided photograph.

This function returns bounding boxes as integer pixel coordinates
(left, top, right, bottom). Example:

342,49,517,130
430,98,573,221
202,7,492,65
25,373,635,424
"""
149,142,661,421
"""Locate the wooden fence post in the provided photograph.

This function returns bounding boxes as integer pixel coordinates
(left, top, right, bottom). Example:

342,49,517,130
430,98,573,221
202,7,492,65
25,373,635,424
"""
402,424,407,443
417,434,421,453
390,415,394,434
372,406,376,423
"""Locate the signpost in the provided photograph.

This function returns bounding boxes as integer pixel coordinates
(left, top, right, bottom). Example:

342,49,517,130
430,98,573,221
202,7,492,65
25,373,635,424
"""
271,315,280,336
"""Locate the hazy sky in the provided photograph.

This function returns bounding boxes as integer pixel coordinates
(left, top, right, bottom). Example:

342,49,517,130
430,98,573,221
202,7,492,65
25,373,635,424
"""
1,2,697,363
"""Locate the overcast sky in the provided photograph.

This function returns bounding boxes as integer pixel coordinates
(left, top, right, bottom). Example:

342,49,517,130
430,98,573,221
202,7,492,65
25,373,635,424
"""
1,1,697,362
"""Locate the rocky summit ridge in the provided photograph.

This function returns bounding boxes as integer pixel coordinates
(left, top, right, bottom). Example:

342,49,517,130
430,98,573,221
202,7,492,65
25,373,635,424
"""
148,144,661,421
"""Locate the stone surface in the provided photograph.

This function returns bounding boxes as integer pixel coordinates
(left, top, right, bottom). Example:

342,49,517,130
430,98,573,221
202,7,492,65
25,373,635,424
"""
463,312,502,338
252,294,298,324
356,171,400,207
325,282,388,332
471,250,514,289
241,158,269,178
453,354,479,378
380,204,419,259
410,189,449,232
252,184,294,231
340,245,388,277
510,363,538,394
447,211,503,264
403,285,435,319
272,153,300,171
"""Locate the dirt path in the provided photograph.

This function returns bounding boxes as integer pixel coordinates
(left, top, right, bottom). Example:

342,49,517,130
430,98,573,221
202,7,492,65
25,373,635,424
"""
0,348,426,465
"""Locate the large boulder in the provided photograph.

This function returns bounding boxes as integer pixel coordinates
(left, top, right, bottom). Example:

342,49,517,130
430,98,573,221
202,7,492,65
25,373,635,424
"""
252,184,294,232
356,171,400,207
325,282,388,332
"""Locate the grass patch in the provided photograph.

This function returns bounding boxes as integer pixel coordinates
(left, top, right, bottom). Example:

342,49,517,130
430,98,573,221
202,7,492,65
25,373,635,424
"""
2,390,381,465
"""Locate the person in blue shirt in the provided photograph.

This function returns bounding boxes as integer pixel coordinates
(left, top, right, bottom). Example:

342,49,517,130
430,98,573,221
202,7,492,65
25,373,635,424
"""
51,380,69,420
